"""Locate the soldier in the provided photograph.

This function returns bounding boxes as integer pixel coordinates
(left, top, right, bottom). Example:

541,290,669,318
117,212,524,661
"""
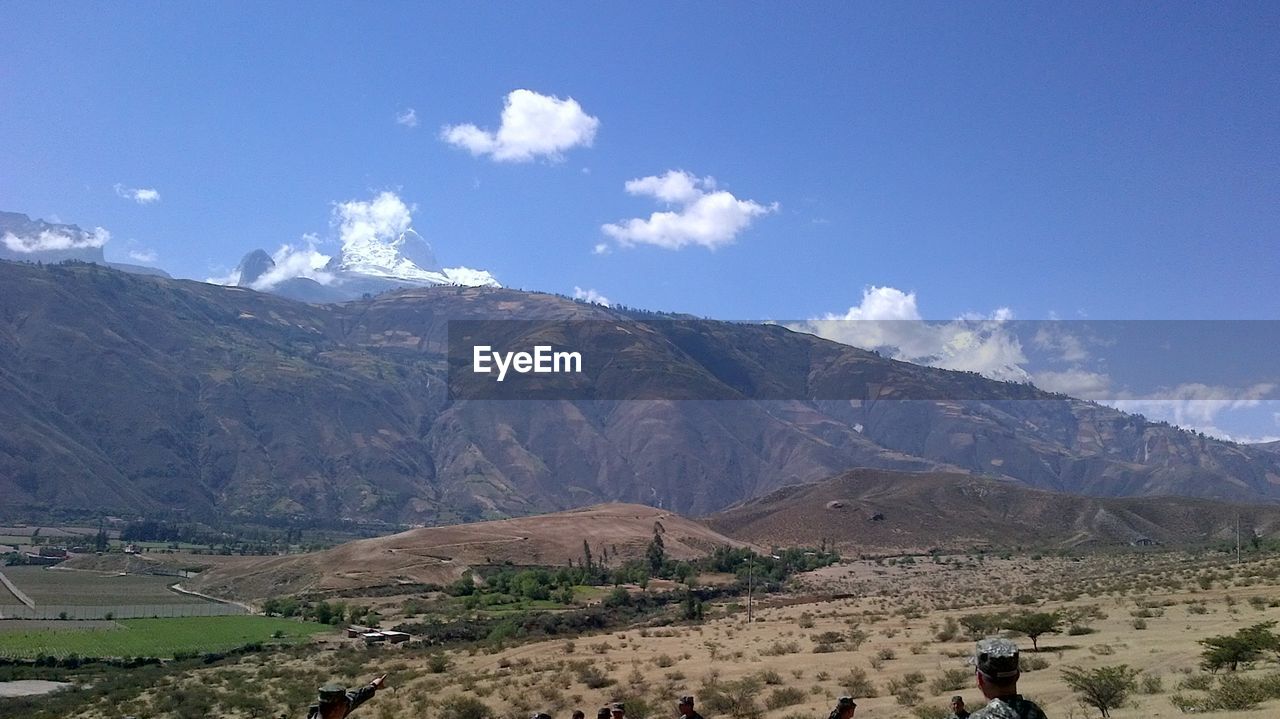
676,695,703,719
597,709,610,719
948,695,970,719
609,702,628,719
968,639,1048,719
827,696,856,719
572,711,585,719
307,674,386,719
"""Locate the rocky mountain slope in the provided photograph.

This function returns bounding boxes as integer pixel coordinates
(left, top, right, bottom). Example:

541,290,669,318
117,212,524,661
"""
2,260,1278,523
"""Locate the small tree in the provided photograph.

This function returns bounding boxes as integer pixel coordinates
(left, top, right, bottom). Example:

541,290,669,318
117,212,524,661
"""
1061,665,1139,718
1006,611,1062,651
960,612,1006,640
1199,622,1280,672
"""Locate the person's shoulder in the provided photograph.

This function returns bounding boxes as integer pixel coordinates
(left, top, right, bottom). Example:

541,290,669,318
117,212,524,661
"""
1015,697,1048,719
969,701,1017,719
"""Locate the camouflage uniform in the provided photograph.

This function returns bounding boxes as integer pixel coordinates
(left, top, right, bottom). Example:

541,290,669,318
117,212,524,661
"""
306,683,377,719
967,640,1047,719
968,696,1048,719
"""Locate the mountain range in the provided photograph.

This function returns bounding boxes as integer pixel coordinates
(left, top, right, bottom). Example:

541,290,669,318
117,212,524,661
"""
228,227,500,304
0,212,170,279
2,259,1279,525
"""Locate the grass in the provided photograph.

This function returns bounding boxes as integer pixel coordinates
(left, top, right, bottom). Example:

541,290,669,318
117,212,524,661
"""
0,567,206,607
0,615,331,659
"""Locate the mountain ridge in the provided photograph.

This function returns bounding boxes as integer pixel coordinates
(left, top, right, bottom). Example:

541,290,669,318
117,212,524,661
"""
2,259,1278,523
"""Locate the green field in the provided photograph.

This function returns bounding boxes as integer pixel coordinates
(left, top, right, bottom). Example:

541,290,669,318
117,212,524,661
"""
0,567,205,607
0,615,332,659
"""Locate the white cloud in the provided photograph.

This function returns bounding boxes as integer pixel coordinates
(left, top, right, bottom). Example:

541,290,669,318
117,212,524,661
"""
127,249,158,263
601,170,777,251
204,267,241,286
335,192,415,251
791,286,1030,382
441,89,599,162
1106,383,1279,441
1031,368,1113,398
114,184,161,204
395,108,418,128
592,242,610,255
573,286,611,307
251,240,333,291
1032,325,1090,362
2,226,110,253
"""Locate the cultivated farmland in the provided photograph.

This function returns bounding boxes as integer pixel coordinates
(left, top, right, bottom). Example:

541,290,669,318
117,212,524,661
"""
0,616,331,659
0,567,204,607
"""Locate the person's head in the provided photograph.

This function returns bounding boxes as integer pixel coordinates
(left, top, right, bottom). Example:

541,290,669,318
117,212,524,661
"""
317,683,349,719
572,711,585,719
531,713,552,719
610,702,625,719
596,709,609,719
677,696,695,716
833,695,856,719
972,638,1021,699
950,695,966,712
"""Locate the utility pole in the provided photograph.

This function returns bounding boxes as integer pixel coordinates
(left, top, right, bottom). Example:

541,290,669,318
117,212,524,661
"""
1236,514,1242,564
747,554,754,623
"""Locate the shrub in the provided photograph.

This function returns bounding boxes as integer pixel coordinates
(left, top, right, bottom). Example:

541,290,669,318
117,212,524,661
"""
1132,618,1148,630
439,695,492,719
798,612,815,629
895,685,922,706
847,627,870,648
1176,674,1213,692
427,654,450,674
655,654,675,668
842,667,878,698
765,687,806,710
934,617,959,642
929,668,970,694
912,706,949,719
1020,655,1050,672
1060,665,1139,719
1139,673,1164,694
576,665,614,689
759,669,784,685
761,641,801,656
701,677,764,719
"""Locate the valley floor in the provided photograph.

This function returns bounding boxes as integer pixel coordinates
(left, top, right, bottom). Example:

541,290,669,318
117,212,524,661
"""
13,548,1280,718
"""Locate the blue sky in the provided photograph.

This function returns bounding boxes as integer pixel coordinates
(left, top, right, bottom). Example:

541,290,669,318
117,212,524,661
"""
2,2,1277,437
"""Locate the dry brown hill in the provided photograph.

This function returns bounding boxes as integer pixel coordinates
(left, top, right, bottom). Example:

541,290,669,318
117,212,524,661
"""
188,503,745,601
706,468,1280,552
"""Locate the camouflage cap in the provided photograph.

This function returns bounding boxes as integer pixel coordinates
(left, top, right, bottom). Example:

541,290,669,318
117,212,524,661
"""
318,683,348,702
972,638,1020,680
610,703,625,713
678,696,694,706
836,696,856,708
596,709,610,719
951,695,965,703
531,713,552,719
